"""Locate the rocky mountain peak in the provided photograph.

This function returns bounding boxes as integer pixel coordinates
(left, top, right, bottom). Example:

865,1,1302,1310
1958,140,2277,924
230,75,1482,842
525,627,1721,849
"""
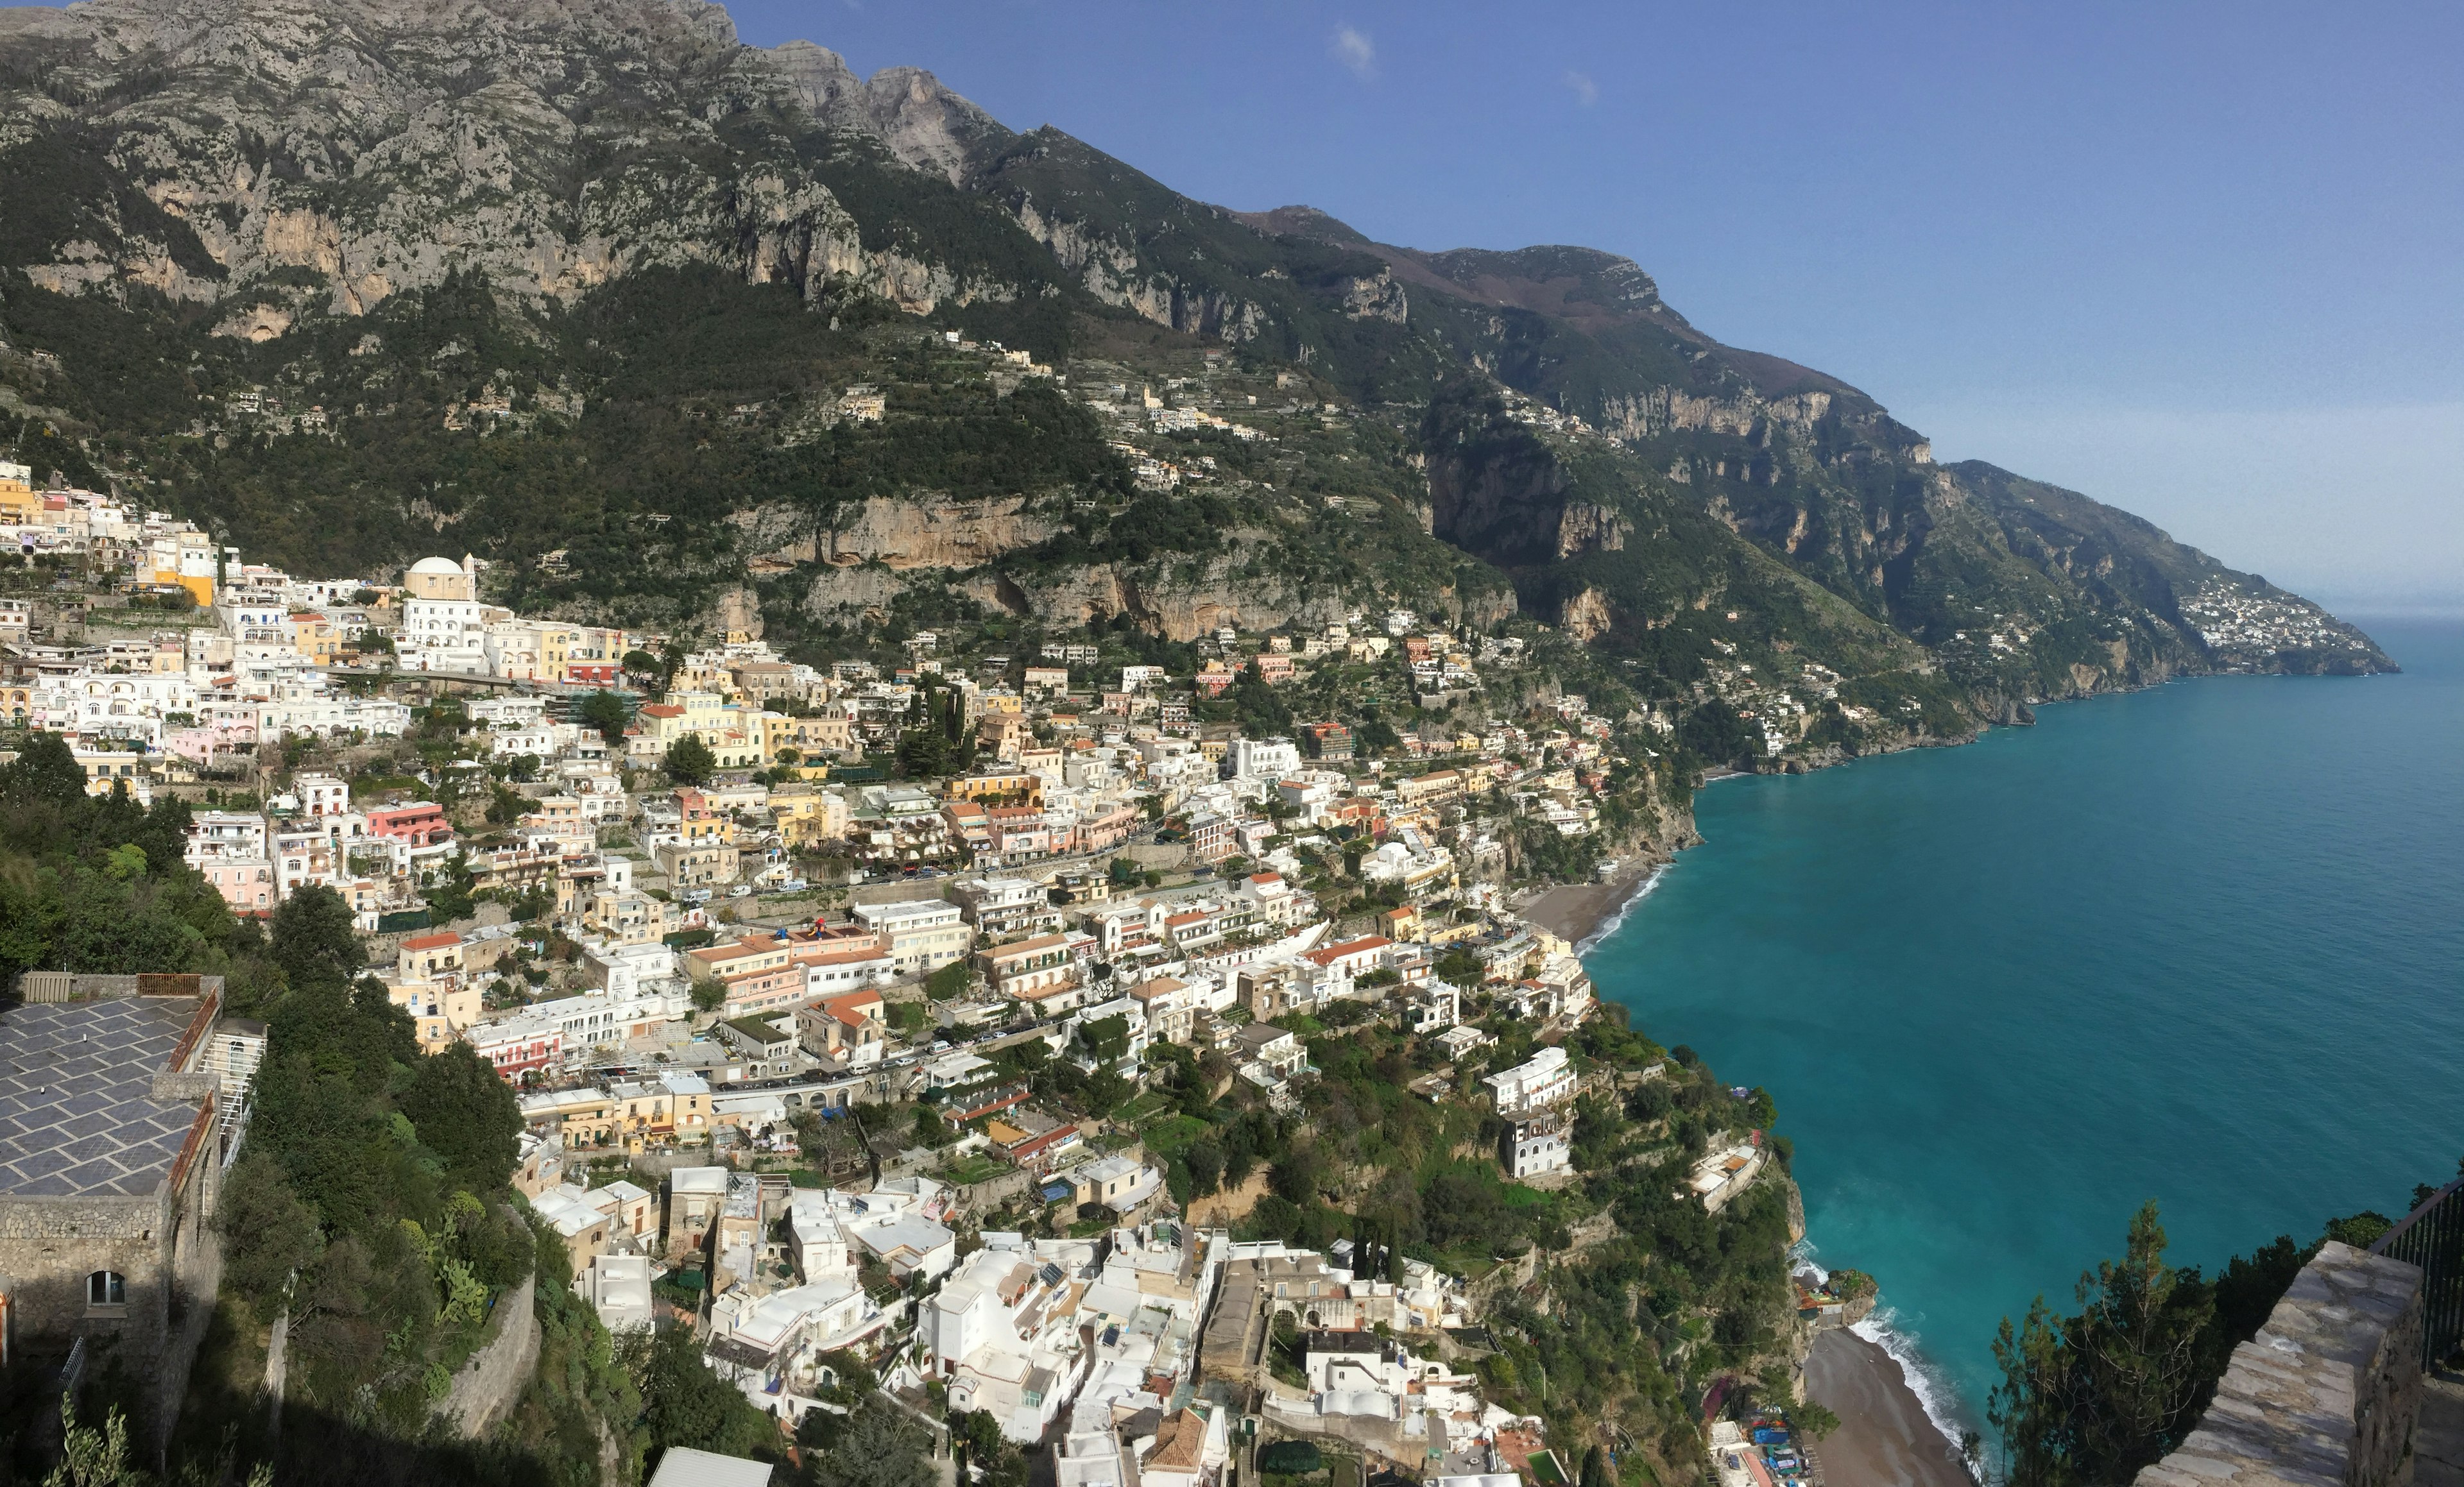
757,39,1008,183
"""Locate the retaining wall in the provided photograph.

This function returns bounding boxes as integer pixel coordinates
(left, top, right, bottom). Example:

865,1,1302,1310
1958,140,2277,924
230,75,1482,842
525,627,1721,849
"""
2135,1241,2423,1487
440,1275,540,1437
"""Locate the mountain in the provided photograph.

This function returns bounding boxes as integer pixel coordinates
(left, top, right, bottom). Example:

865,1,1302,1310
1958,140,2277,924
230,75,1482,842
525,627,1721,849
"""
0,0,2391,756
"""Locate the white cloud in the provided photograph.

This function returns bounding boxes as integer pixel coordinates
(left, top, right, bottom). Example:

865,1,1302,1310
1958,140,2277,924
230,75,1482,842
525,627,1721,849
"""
1564,70,1598,106
1330,24,1376,80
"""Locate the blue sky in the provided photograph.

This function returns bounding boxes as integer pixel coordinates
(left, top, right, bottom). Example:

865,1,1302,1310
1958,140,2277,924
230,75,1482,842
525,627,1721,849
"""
713,1,2464,613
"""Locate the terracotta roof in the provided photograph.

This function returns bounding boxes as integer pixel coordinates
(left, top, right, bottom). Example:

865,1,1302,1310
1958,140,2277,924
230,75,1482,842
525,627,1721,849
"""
1303,935,1391,967
821,990,884,1024
1143,1409,1208,1472
401,931,460,951
987,933,1070,960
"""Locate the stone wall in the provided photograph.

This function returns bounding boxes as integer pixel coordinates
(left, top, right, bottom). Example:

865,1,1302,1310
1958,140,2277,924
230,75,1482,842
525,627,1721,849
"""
954,1167,1036,1216
440,1274,540,1437
2134,1241,2424,1487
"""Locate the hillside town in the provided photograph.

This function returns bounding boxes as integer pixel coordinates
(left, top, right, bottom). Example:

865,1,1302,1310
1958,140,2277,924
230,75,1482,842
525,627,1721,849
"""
0,473,1825,1487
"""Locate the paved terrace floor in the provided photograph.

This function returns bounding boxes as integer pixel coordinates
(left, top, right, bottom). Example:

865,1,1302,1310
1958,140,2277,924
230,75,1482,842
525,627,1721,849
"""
2421,1374,2464,1487
0,996,201,1197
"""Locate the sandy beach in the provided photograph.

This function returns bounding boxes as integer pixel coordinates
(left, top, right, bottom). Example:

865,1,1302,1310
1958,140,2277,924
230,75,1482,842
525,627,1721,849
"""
1804,1330,1970,1487
1519,858,1659,945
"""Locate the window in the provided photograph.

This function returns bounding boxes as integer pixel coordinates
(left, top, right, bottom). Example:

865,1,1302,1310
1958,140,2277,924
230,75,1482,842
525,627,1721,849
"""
87,1271,126,1309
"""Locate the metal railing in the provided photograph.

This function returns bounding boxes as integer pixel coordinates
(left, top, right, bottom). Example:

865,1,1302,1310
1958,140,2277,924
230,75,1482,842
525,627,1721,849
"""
2371,1174,2464,1370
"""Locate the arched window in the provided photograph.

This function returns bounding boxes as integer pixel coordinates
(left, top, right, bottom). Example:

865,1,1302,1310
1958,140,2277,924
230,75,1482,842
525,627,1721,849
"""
87,1271,125,1308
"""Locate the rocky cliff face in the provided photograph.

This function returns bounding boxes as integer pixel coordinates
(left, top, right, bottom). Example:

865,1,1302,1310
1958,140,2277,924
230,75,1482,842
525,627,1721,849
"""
0,0,1054,325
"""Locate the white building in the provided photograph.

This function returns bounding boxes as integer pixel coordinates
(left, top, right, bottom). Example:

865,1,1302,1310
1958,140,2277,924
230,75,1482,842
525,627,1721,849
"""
1482,1045,1575,1115
1224,736,1301,779
1502,1111,1571,1180
851,897,971,978
585,1253,654,1334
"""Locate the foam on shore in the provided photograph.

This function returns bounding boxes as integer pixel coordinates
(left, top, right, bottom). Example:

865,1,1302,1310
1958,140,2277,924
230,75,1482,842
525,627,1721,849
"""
1849,1305,1975,1471
1794,1237,1974,1474
1577,862,1669,955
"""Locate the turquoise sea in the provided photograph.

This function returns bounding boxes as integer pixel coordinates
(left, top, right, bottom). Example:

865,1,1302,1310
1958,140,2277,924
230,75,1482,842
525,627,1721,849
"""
1589,617,2464,1443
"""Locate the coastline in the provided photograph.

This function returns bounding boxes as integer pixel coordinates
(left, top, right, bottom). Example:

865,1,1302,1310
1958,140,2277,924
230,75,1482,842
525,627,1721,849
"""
1804,1328,1971,1487
1519,856,1664,948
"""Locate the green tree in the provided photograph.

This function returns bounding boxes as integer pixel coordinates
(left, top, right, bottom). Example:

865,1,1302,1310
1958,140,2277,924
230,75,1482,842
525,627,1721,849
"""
270,884,364,992
422,860,477,925
0,730,88,806
1433,947,1484,989
1184,1138,1224,1196
690,977,728,1013
579,688,630,745
218,1152,327,1311
665,733,717,786
1269,1145,1327,1205
894,681,973,781
397,1041,523,1192
808,1397,937,1487
1990,1202,2218,1487
485,782,529,825
633,1325,779,1466
42,1394,142,1487
1081,1067,1131,1119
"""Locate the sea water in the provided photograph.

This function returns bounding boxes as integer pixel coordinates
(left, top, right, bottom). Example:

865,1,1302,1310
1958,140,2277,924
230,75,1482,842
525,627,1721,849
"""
1590,618,2464,1444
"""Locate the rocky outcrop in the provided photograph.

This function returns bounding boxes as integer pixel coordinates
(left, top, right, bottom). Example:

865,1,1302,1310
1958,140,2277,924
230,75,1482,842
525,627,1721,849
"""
1560,588,1613,643
823,495,1054,570
984,556,1512,642
1555,502,1626,559
1007,196,1267,342
758,43,1010,184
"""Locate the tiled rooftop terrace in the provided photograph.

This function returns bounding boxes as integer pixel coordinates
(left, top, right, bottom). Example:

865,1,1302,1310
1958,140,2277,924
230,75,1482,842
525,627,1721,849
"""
0,996,203,1198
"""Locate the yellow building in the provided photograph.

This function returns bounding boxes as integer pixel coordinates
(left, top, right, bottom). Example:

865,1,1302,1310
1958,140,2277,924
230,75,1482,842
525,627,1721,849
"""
288,610,340,663
763,711,852,761
0,461,40,522
945,770,1043,807
538,622,626,683
148,529,218,606
769,784,849,848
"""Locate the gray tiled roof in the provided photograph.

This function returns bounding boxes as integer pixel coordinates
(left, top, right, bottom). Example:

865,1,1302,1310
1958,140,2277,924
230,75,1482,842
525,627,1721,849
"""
0,998,203,1198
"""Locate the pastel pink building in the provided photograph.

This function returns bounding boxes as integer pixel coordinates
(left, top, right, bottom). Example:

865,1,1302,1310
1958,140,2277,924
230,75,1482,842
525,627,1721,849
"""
198,858,275,914
365,801,453,847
